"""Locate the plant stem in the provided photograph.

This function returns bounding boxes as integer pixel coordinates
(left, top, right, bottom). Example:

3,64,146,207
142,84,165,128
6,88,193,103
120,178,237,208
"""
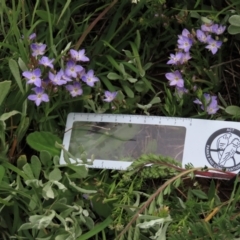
116,167,206,239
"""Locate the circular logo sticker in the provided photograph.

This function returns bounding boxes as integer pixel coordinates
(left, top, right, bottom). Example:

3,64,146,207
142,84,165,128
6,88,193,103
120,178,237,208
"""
205,128,240,171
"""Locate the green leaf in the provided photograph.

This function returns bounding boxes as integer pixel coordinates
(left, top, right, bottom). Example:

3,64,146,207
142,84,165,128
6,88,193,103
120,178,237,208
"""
49,168,62,181
17,155,27,170
225,105,240,116
0,110,20,122
122,49,133,58
135,30,141,51
66,174,97,194
228,25,240,35
0,81,11,106
177,197,186,209
130,42,145,77
0,166,5,184
8,59,24,94
36,10,54,22
40,150,52,167
31,155,42,179
27,132,61,157
57,0,71,24
122,84,134,98
42,182,55,199
67,164,88,178
107,72,122,80
134,81,145,92
18,58,28,72
143,62,153,71
53,155,59,165
201,16,212,24
127,77,138,83
208,180,216,200
106,55,121,72
22,163,35,179
18,222,33,231
229,15,240,27
191,189,208,200
149,97,161,105
77,217,113,240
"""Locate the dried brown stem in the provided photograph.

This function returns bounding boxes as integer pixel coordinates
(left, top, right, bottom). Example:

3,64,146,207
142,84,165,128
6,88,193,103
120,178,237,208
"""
74,0,118,50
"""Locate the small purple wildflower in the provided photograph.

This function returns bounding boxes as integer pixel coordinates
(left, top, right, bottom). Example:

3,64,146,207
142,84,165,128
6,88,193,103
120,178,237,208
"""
165,70,184,88
177,36,193,52
194,93,219,115
181,28,191,38
103,91,118,102
22,68,42,87
30,43,47,57
78,69,86,78
167,52,183,65
201,23,213,33
29,33,37,40
205,36,222,54
61,71,72,82
193,99,202,105
22,33,36,41
196,29,208,43
65,60,83,78
28,87,49,106
180,52,191,64
48,70,67,86
212,24,226,35
39,56,54,69
65,82,83,97
69,49,90,62
81,70,99,87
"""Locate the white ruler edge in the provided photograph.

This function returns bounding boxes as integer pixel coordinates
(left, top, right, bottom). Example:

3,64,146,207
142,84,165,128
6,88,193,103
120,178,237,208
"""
60,113,240,173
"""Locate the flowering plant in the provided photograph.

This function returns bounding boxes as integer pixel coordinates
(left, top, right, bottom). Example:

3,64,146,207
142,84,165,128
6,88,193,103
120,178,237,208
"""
21,35,118,108
165,21,226,115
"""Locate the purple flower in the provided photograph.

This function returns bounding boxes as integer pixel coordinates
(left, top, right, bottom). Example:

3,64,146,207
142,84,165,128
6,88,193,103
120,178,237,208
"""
22,68,42,87
201,23,213,33
30,43,47,57
165,70,184,88
81,70,99,87
103,91,118,102
167,52,183,65
62,71,72,82
212,24,226,35
48,70,67,85
78,69,86,78
28,87,49,106
194,93,219,115
181,28,191,38
65,60,83,78
205,37,222,54
65,82,83,97
180,52,191,64
69,49,90,62
196,29,208,43
39,56,54,69
177,36,193,52
193,98,202,105
22,33,36,41
29,33,37,40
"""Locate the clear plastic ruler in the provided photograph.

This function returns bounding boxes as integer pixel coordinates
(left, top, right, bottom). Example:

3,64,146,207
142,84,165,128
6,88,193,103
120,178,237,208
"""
60,113,240,173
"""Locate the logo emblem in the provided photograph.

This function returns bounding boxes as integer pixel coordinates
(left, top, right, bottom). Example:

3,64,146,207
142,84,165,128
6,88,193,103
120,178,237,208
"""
205,128,240,171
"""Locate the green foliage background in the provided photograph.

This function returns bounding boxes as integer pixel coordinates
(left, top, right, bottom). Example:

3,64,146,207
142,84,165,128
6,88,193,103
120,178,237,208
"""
1,0,240,239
